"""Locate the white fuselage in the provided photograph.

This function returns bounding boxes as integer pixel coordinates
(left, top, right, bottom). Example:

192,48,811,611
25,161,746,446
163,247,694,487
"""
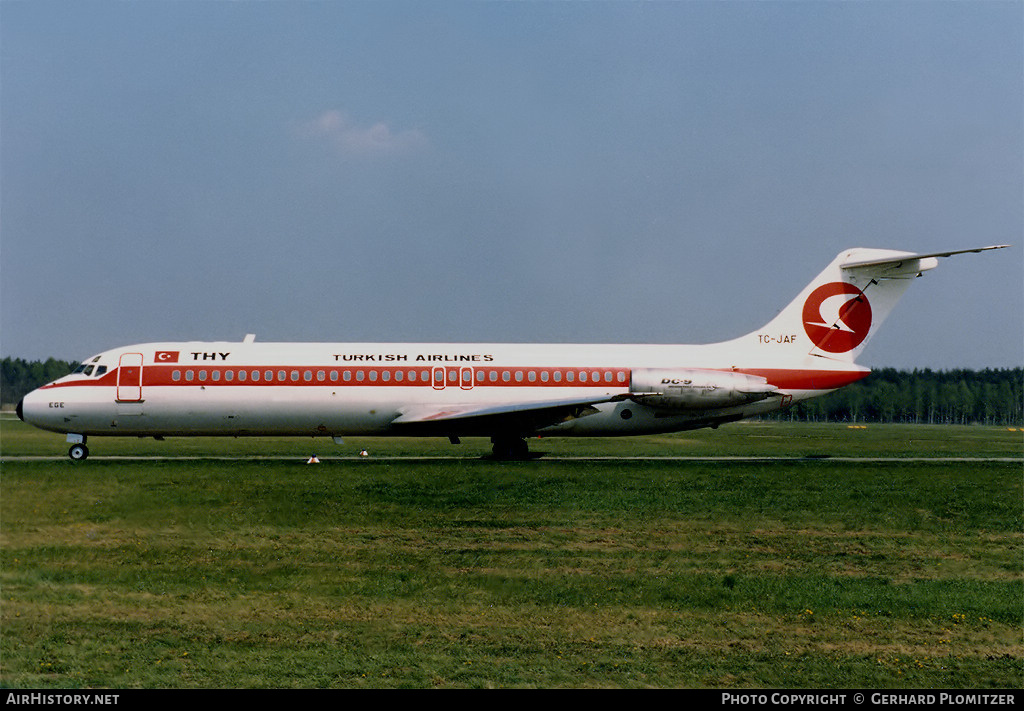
19,339,863,441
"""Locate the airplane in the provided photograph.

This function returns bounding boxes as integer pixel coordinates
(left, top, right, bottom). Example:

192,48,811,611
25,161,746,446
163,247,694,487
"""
16,245,1008,461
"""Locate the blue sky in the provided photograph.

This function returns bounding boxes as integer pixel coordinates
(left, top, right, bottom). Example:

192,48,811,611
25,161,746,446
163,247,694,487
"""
2,0,1021,369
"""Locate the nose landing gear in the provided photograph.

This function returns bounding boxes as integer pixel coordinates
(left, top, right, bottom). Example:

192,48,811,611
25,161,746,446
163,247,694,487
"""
66,435,88,461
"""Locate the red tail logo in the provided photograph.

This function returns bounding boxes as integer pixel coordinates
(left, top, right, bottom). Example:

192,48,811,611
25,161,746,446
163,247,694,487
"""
802,282,872,353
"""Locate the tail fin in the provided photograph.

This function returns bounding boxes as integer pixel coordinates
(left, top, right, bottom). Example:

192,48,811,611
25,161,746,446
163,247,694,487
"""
733,246,1008,365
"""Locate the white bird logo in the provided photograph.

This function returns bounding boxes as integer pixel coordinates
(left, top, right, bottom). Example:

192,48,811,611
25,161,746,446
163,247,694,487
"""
805,293,861,332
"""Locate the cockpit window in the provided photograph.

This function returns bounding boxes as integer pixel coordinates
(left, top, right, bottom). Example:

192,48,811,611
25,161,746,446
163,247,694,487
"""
73,356,105,377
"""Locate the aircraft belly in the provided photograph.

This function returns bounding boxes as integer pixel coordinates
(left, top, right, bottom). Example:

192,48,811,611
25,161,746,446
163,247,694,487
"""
24,379,838,438
147,386,400,436
37,386,386,437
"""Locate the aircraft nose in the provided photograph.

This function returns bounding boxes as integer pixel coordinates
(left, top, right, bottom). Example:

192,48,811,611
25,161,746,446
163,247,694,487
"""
16,397,25,422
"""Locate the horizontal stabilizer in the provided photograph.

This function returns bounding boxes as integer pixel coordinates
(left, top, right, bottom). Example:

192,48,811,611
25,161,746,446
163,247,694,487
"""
841,245,1009,270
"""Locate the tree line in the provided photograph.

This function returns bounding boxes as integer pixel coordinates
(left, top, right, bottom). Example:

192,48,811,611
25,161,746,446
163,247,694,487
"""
773,367,1023,426
1,357,79,406
1,357,1021,425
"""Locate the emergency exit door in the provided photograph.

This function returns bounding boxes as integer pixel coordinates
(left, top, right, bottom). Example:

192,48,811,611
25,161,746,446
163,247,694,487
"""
431,366,474,390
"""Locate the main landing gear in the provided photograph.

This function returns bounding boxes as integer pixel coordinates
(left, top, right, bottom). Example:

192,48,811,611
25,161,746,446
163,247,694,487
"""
489,436,534,460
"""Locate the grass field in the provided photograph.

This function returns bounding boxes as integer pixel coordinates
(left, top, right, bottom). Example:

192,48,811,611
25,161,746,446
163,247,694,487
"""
1,419,1021,688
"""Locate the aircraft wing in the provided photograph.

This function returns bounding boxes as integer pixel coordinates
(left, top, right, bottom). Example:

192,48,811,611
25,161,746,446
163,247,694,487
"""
389,395,622,436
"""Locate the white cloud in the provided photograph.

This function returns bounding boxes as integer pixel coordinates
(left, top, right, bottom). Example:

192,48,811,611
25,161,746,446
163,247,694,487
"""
296,109,428,157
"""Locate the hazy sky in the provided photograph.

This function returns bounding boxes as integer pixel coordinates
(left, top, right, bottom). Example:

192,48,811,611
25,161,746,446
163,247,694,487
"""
2,0,1021,369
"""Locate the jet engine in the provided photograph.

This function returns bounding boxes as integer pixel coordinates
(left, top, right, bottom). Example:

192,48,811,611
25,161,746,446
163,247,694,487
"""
629,368,779,410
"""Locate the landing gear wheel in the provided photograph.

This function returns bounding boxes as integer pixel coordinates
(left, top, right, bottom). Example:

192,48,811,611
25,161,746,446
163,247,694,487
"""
68,443,89,461
490,437,530,460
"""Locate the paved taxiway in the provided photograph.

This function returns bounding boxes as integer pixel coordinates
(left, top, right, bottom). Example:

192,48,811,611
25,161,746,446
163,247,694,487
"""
3,455,1020,463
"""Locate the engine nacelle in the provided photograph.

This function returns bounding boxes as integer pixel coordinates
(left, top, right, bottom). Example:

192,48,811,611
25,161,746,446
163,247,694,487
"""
629,368,779,410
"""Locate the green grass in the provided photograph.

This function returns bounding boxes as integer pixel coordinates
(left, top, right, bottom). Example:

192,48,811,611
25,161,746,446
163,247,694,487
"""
2,416,1022,459
1,420,1021,688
